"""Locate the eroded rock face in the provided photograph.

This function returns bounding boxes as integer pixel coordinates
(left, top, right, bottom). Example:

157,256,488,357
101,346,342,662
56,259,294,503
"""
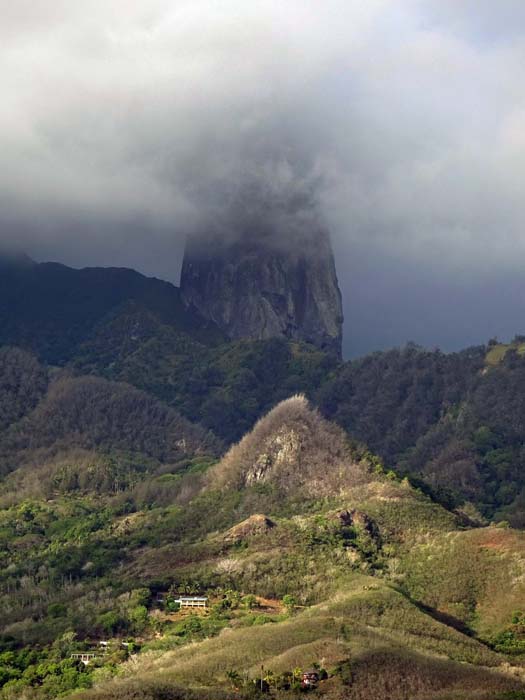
210,395,371,495
244,427,301,486
180,227,343,357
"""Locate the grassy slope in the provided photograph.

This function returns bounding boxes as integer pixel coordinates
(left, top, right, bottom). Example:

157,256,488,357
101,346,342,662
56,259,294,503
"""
3,394,525,699
400,526,525,638
2,468,525,699
60,479,525,699
74,577,524,700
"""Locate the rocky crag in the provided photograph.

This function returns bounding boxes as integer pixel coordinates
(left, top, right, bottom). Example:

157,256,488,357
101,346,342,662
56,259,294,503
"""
180,224,343,357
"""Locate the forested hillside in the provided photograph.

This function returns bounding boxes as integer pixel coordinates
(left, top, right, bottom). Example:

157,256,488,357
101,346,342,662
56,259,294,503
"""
3,258,525,698
1,395,525,700
318,341,525,523
72,326,525,522
3,258,525,521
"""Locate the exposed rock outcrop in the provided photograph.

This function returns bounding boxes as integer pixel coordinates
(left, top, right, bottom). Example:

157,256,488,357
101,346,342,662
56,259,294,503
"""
209,395,371,494
180,225,343,357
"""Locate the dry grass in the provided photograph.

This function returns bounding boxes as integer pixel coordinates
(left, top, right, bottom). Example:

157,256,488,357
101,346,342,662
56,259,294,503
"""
332,647,524,700
400,526,525,637
73,577,524,700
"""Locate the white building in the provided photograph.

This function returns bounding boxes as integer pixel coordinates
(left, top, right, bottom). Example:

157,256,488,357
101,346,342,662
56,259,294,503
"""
174,596,208,608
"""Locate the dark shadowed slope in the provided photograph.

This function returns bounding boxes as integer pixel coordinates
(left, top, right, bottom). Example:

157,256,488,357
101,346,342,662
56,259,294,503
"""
0,255,223,364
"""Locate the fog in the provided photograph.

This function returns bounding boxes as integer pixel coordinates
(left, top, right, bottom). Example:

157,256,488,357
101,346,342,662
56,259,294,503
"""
1,1,524,357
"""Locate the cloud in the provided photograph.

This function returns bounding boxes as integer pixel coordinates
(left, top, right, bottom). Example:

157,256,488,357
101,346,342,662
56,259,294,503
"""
0,1,524,352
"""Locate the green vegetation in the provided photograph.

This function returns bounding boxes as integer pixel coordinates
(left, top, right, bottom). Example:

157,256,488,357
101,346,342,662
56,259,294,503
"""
77,333,338,445
69,319,525,523
6,258,525,523
3,264,525,698
6,260,525,522
1,400,525,699
317,340,525,523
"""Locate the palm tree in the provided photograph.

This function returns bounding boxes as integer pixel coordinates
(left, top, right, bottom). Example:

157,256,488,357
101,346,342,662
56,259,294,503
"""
226,669,241,690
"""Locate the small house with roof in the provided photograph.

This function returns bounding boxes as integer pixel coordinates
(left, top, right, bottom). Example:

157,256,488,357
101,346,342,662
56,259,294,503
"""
174,595,208,609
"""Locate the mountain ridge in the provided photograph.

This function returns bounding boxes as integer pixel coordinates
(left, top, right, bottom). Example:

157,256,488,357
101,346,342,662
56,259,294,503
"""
0,256,224,365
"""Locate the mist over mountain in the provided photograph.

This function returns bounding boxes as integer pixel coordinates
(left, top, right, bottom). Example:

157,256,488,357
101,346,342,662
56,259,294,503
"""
2,2,525,356
180,209,343,355
2,4,525,699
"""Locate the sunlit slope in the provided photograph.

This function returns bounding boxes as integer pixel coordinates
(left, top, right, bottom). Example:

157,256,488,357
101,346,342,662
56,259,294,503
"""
400,525,525,639
3,395,525,699
74,577,523,700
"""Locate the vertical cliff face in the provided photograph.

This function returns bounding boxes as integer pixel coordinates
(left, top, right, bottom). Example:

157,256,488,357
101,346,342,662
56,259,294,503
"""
180,225,343,357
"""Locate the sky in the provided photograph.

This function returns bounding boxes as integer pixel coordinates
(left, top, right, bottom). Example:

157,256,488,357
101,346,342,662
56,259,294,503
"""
1,0,525,358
